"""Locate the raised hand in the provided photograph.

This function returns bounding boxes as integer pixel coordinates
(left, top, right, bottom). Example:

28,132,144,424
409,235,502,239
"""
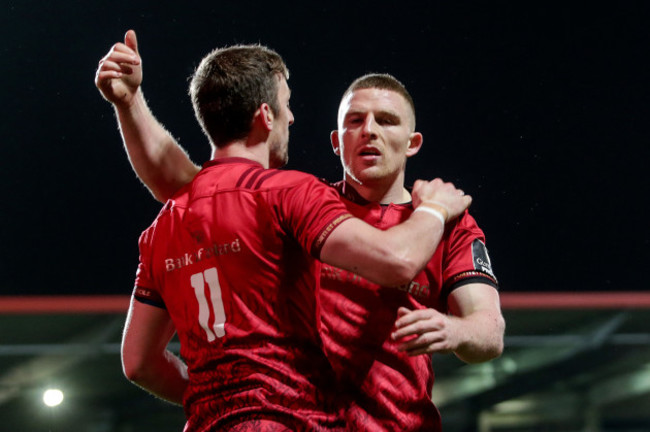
95,29,142,108
411,178,472,222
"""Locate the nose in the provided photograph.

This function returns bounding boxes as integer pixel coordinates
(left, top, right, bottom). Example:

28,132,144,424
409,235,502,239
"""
361,115,377,138
288,108,295,126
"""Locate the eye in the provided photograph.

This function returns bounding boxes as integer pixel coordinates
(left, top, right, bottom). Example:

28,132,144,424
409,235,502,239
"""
346,115,363,125
377,115,399,126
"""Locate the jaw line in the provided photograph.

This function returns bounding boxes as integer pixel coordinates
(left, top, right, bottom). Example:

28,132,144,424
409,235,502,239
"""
344,167,363,186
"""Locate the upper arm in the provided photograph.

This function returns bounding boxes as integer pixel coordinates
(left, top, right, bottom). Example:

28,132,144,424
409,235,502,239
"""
152,147,200,202
115,95,200,203
447,283,506,363
447,283,505,334
121,297,176,373
447,283,502,317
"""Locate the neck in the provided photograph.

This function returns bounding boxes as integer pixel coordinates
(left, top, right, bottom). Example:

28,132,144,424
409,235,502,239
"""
211,137,270,168
344,172,411,204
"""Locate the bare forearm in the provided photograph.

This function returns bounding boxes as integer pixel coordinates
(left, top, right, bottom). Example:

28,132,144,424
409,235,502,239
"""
321,211,444,287
321,178,472,286
115,90,200,202
449,310,505,363
321,212,444,286
129,349,188,405
379,210,445,281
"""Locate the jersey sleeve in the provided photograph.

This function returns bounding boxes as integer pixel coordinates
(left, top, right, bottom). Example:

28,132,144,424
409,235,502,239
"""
442,211,499,295
132,225,166,309
277,174,353,259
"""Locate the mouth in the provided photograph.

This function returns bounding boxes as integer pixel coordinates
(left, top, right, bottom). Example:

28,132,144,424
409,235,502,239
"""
358,146,381,157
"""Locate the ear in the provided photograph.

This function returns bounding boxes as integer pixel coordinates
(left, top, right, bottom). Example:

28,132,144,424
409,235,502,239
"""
330,130,341,155
257,103,274,132
405,132,423,158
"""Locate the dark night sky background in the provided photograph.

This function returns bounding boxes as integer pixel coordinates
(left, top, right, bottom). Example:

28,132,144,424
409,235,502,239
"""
1,2,648,297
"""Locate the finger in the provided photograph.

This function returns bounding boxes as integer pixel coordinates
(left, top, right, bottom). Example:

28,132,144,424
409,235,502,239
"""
396,306,411,318
400,340,432,355
98,58,134,75
398,332,441,352
107,42,137,57
110,45,140,65
100,52,138,68
405,347,430,356
125,29,139,54
392,320,431,340
394,308,434,328
95,70,123,85
404,343,453,357
393,313,419,331
398,330,453,355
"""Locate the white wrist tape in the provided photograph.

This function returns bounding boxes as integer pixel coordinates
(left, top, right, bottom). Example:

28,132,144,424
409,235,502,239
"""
414,206,446,226
428,201,451,213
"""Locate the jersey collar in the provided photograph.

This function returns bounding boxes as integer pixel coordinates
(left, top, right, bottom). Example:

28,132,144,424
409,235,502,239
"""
203,157,264,169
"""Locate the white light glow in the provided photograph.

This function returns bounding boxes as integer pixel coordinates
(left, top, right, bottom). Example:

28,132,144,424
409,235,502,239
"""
43,389,64,407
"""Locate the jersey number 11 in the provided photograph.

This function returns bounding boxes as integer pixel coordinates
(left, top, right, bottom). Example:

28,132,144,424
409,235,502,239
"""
191,267,226,341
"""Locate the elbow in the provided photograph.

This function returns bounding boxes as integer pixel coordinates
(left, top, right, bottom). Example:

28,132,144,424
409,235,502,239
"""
121,348,150,385
492,315,506,358
483,337,505,362
389,244,424,285
122,358,144,384
472,315,506,363
457,342,503,364
457,314,506,364
482,315,507,361
382,238,433,285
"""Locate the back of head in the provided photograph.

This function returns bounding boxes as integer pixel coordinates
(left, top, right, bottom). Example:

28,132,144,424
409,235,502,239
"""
342,73,416,128
189,44,289,148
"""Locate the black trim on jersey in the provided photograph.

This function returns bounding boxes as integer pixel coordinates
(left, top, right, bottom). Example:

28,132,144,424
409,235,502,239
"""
235,165,258,187
235,165,260,188
253,170,282,189
134,295,167,310
244,168,265,189
442,274,499,302
440,274,499,305
449,275,499,291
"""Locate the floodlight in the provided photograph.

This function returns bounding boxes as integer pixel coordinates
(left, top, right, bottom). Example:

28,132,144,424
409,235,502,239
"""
43,389,64,407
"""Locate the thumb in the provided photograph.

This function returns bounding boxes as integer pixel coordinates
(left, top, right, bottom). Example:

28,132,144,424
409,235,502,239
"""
124,29,139,54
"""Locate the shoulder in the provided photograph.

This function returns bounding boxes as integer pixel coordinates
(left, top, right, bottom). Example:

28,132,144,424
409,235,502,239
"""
139,185,191,246
448,210,483,233
254,168,334,191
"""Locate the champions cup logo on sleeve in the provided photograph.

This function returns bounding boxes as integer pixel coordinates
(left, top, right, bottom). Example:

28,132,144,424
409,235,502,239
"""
472,239,497,281
165,238,242,272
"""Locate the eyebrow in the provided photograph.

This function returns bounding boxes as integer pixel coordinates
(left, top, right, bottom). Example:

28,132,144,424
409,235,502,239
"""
345,109,401,122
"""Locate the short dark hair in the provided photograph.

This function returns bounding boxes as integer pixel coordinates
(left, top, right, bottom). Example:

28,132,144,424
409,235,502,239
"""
189,44,289,147
342,73,416,128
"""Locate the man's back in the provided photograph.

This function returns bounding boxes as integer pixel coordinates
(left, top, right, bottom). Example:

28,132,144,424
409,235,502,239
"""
135,158,351,431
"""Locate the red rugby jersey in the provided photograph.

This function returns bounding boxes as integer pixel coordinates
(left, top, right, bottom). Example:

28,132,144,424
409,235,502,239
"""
320,181,498,432
133,159,352,432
